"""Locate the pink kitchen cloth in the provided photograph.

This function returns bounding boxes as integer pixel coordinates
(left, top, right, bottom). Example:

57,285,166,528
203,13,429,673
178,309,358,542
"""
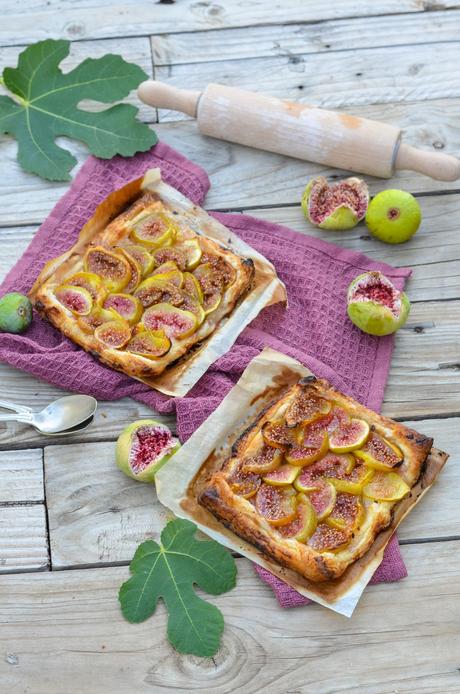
0,142,410,604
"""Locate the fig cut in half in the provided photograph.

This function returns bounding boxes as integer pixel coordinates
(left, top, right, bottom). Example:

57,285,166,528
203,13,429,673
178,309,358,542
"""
84,246,132,292
54,285,93,315
302,176,369,230
116,419,180,483
347,271,410,337
326,493,363,531
133,277,183,309
229,467,261,499
117,243,155,277
130,212,177,248
363,471,410,502
103,293,143,325
117,248,143,294
277,493,317,542
285,432,329,467
308,523,351,553
307,479,336,521
242,446,283,475
142,302,197,339
329,418,370,453
126,329,171,359
263,464,298,486
285,392,331,428
94,319,131,349
255,484,297,526
152,262,184,288
182,272,204,304
354,432,404,471
262,420,295,449
66,271,105,303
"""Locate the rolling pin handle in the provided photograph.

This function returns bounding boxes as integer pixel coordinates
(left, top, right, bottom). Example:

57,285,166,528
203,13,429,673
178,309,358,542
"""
137,80,201,118
395,143,460,182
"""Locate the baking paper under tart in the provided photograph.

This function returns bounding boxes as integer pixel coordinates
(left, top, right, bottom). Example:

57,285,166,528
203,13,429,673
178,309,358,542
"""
30,169,286,396
155,347,448,617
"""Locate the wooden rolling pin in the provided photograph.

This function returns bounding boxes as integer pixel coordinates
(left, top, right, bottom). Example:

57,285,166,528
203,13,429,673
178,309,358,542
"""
138,80,460,181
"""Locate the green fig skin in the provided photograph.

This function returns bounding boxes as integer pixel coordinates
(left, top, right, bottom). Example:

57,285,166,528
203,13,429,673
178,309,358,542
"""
301,176,369,230
366,190,421,244
116,419,180,483
347,291,410,336
0,292,33,334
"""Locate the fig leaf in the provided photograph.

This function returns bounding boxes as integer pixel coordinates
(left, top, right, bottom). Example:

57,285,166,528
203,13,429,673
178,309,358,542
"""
119,518,237,657
0,39,157,181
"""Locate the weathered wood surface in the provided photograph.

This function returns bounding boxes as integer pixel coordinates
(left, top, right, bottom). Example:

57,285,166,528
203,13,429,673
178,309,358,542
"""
0,448,43,502
0,543,459,694
0,505,48,573
43,419,456,569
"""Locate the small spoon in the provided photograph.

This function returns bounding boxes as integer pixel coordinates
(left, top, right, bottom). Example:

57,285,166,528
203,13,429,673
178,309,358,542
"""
0,395,98,436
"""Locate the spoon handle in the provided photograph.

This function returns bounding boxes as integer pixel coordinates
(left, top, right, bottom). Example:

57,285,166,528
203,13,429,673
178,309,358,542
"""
0,413,33,423
0,399,33,414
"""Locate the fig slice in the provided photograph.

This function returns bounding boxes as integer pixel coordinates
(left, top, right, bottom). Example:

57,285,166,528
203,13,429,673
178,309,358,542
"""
133,277,184,309
277,493,317,541
103,293,143,325
116,419,180,483
152,246,188,270
327,493,363,531
308,524,351,553
302,176,369,230
84,246,132,292
117,243,154,277
263,464,298,486
354,432,404,471
294,452,355,492
182,272,204,304
202,290,222,315
285,432,329,467
130,212,177,247
285,392,331,428
262,420,295,449
66,271,105,303
327,461,373,495
94,319,131,349
363,471,410,502
117,248,143,294
329,418,370,453
126,329,171,359
241,446,283,475
201,253,236,288
77,306,117,333
180,295,206,326
174,238,202,270
229,467,261,499
308,479,337,521
54,284,93,315
142,302,197,339
152,261,184,288
255,483,297,526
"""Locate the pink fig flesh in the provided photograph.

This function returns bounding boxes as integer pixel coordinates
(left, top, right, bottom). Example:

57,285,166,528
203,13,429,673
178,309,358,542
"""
116,419,180,482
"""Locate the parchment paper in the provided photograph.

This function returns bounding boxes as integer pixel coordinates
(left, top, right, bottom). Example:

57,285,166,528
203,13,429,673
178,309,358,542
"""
155,347,449,617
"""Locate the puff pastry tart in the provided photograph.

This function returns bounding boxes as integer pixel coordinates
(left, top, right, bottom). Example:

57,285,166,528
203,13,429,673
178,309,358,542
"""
31,180,254,382
199,376,433,582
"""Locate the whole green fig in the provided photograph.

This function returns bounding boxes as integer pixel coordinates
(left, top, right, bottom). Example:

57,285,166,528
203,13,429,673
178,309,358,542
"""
0,292,33,334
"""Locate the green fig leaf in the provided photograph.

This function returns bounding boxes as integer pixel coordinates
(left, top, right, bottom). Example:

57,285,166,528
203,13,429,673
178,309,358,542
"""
0,39,157,181
119,518,237,657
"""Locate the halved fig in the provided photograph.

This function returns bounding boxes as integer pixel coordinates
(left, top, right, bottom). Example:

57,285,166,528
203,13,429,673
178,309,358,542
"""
126,329,171,359
308,524,351,552
151,261,184,288
329,418,370,453
94,319,131,349
263,464,298,486
285,393,331,428
142,302,197,339
103,293,143,325
174,238,202,270
54,285,92,315
285,432,329,466
327,461,373,495
152,246,188,270
84,246,131,292
354,432,404,471
117,243,154,277
182,272,204,304
130,212,177,247
255,484,297,526
327,493,363,531
302,176,369,230
116,419,180,483
277,493,317,541
262,420,295,449
241,446,283,475
308,479,337,521
363,471,410,501
229,467,261,499
66,271,105,303
117,248,143,293
200,253,236,288
202,290,222,315
180,295,206,326
133,277,183,309
77,306,117,333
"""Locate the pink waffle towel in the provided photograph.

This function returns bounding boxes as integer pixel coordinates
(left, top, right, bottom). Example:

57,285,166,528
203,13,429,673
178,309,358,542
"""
0,143,410,605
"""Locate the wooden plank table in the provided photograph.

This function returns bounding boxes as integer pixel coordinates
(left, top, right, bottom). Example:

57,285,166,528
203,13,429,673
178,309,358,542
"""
0,2,459,691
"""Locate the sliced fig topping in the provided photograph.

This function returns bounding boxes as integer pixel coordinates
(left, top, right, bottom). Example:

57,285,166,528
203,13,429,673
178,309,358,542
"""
103,293,143,325
277,493,317,541
285,392,331,428
242,446,283,474
202,290,222,315
142,302,197,339
201,253,236,288
329,418,370,453
308,479,336,521
262,420,295,449
54,285,93,315
77,306,117,333
130,212,177,247
285,432,329,467
84,246,132,292
182,272,204,304
229,467,261,499
326,406,351,433
299,413,333,444
116,419,179,482
151,262,184,288
294,452,355,492
152,246,188,270
94,319,131,349
263,464,298,486
126,329,171,359
66,271,105,303
308,524,351,552
117,248,143,293
134,277,184,309
327,460,373,495
327,493,363,531
363,471,410,502
117,243,154,277
174,238,202,270
255,484,297,526
180,295,205,326
303,176,369,230
354,432,404,471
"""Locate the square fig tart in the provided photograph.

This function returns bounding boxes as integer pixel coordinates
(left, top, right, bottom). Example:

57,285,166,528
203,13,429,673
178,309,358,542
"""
30,170,259,386
199,376,437,583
